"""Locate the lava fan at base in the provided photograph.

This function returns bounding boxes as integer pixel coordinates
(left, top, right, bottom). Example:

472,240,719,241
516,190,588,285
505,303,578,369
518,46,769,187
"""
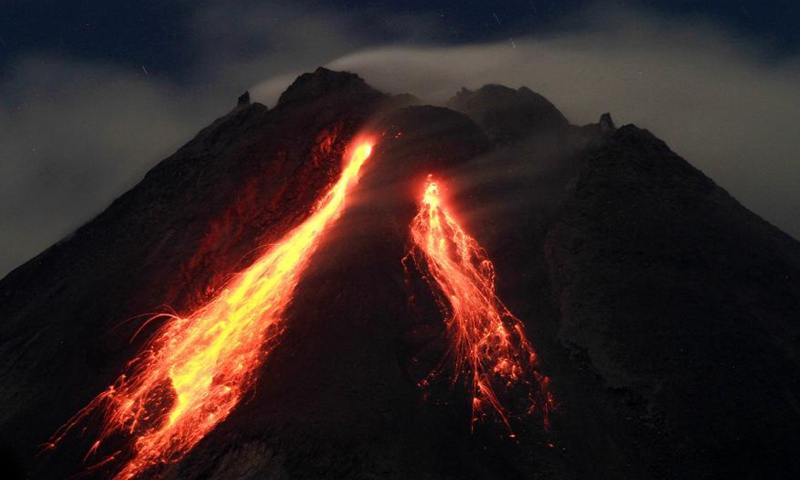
48,141,373,480
405,175,554,432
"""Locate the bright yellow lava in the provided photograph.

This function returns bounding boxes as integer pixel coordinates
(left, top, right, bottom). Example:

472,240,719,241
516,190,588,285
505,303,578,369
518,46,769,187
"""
51,140,373,480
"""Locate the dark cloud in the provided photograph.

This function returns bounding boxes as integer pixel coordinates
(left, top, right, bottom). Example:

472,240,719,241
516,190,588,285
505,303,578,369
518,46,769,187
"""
0,4,797,278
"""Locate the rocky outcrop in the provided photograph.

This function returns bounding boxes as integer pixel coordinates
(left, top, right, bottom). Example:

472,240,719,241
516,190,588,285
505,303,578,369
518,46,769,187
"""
449,84,570,143
277,67,384,110
598,112,615,132
237,91,251,107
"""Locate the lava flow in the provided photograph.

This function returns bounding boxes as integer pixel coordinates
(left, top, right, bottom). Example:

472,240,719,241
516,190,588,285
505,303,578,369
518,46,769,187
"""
49,140,373,479
405,175,553,431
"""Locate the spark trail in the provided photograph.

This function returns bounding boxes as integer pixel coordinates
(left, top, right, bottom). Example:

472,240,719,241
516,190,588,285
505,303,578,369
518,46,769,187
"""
49,140,374,479
405,175,553,431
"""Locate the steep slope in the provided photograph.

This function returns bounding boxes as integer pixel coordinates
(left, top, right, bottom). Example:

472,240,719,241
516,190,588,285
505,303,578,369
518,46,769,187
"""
159,105,506,480
545,125,800,479
0,67,386,478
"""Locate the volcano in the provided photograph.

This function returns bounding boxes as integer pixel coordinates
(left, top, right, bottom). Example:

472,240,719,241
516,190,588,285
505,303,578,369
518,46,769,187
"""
1,68,798,480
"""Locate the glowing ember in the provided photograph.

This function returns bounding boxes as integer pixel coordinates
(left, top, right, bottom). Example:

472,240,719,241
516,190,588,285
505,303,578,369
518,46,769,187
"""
405,175,553,431
49,140,373,479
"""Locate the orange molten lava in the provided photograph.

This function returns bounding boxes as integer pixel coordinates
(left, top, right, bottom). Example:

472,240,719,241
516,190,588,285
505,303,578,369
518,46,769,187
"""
50,141,373,479
405,175,553,431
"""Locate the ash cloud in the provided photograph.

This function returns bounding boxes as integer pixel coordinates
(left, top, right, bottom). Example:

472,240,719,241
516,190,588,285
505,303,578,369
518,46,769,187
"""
1,3,798,278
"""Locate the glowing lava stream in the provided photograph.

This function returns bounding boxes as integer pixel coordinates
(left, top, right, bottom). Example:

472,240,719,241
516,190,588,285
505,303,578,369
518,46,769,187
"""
405,175,553,431
50,140,373,479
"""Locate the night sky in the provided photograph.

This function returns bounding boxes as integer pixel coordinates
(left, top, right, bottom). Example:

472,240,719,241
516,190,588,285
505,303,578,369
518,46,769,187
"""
0,0,800,67
0,0,798,277
2,1,797,75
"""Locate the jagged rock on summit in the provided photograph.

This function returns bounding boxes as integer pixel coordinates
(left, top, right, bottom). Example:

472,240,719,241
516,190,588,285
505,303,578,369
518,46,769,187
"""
449,84,570,143
237,91,251,107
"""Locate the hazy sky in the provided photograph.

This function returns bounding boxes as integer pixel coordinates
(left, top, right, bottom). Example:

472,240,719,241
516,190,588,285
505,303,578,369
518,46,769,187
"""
0,1,798,278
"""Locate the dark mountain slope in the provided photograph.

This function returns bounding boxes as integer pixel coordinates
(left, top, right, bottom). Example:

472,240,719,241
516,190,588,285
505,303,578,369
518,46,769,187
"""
0,67,386,478
545,125,800,479
160,105,502,480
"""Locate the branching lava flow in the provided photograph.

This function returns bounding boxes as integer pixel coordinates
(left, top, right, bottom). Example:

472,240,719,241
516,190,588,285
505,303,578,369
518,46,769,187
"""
405,175,553,432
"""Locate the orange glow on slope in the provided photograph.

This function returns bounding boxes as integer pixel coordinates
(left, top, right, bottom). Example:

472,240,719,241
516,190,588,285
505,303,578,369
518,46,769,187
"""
49,140,373,479
405,175,553,431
